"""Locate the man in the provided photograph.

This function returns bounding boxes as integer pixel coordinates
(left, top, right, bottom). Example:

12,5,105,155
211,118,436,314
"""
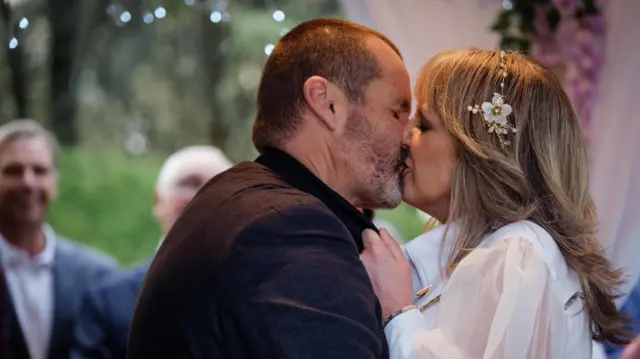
127,18,411,358
606,280,640,359
1,266,10,359
0,120,117,359
71,145,233,359
624,339,640,359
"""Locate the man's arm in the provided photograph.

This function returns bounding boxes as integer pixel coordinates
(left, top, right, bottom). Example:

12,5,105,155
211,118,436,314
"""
71,285,112,359
219,204,384,359
607,281,640,359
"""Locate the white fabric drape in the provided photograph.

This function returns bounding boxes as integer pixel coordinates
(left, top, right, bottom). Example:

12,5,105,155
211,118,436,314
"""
588,0,640,301
341,0,501,84
341,0,640,296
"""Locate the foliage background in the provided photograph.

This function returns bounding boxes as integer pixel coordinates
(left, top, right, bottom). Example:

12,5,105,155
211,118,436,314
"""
1,0,426,266
49,149,424,266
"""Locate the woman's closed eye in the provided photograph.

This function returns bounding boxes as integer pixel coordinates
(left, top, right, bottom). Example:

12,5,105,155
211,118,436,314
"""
416,113,431,132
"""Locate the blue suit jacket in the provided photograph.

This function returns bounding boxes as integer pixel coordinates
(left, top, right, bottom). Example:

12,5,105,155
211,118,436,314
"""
607,280,640,359
1,235,117,359
71,261,150,359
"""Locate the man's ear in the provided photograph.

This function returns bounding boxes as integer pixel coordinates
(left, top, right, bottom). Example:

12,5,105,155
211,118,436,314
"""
152,190,162,220
302,76,344,132
50,170,59,200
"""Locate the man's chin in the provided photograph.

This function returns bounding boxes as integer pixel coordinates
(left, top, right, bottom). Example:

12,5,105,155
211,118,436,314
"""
10,209,46,227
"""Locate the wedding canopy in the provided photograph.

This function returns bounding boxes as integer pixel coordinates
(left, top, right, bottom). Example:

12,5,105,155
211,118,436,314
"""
341,0,640,300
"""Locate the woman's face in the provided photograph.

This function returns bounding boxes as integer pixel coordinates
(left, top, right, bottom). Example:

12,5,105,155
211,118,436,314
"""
402,105,458,223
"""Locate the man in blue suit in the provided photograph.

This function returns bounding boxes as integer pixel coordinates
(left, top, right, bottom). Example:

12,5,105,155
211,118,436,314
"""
607,280,640,359
71,146,233,359
0,120,117,359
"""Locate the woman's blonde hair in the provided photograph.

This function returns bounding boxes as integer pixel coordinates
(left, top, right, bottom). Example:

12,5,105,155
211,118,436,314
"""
415,48,630,344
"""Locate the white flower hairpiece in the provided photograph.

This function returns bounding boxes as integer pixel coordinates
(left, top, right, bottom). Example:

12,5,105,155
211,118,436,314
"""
466,51,516,148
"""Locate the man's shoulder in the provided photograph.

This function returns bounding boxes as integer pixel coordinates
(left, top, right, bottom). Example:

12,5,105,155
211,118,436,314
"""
204,160,319,204
86,263,148,309
242,201,348,240
91,262,148,294
192,161,340,234
56,235,118,271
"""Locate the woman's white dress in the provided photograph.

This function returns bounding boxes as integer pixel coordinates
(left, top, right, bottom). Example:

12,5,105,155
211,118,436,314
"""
385,221,592,359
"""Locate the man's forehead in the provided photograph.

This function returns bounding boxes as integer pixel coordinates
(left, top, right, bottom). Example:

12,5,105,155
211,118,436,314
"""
0,137,54,165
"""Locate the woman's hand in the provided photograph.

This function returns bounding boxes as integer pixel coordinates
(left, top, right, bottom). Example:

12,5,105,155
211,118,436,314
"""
360,228,414,320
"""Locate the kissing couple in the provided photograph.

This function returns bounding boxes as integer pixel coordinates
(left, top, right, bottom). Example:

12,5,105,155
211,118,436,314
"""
126,19,632,359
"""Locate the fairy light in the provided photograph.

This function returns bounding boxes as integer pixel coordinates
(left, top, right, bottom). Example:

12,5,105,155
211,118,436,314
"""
154,7,166,19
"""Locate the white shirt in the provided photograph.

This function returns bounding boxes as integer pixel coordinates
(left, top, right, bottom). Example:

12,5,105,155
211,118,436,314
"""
386,221,592,359
0,226,56,359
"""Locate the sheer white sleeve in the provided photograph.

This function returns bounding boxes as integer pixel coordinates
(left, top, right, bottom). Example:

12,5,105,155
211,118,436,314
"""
385,237,569,359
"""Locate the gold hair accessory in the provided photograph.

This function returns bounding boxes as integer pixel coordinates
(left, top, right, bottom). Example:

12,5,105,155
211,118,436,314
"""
466,51,516,148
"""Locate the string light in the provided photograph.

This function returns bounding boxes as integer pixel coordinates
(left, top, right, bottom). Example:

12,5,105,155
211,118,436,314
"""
154,7,166,19
264,44,274,56
9,37,18,49
210,11,222,23
272,10,285,22
143,12,154,24
120,11,132,23
52,0,294,57
18,17,29,29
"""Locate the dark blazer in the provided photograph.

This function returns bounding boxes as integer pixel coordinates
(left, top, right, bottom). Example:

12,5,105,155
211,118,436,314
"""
1,266,10,359
127,148,388,359
606,279,640,359
1,235,117,359
71,261,150,359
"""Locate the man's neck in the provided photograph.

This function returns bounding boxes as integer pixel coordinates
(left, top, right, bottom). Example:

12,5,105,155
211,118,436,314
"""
0,222,47,257
280,139,358,205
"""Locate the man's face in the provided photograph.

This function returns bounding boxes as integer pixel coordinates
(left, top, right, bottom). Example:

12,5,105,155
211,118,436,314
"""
341,37,412,209
0,137,57,228
153,157,227,234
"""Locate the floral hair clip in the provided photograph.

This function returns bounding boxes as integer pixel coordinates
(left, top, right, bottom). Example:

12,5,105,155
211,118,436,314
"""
466,51,516,148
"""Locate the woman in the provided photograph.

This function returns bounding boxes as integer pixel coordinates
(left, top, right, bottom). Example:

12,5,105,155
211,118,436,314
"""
360,49,631,358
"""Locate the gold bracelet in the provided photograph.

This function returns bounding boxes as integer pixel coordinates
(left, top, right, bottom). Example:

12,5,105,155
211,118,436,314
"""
383,305,417,328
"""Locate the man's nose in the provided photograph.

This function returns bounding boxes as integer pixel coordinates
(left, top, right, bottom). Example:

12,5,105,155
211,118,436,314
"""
402,122,412,147
19,169,37,187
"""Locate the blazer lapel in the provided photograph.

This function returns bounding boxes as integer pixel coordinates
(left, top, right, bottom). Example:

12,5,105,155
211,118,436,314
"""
48,244,75,359
0,276,29,359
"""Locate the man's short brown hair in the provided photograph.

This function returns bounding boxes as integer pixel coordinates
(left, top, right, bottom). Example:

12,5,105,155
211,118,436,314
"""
252,18,401,152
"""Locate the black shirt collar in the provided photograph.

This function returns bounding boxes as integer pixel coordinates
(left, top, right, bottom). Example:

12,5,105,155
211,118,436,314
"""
255,147,377,252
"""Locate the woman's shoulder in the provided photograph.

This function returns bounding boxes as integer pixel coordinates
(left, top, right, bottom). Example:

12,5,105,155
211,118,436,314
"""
485,221,584,307
484,221,561,260
482,221,567,274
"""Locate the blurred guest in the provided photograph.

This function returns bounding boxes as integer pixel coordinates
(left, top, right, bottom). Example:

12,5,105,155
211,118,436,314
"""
1,266,10,359
0,120,117,359
72,145,232,359
607,280,640,359
361,209,405,243
622,337,640,359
